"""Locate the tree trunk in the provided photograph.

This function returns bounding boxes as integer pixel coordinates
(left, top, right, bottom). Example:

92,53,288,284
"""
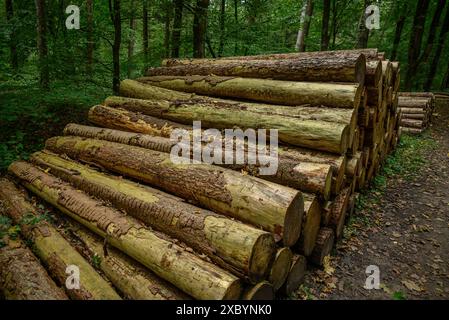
321,0,331,51
149,53,367,85
218,0,226,56
442,58,449,89
127,0,136,78
267,247,292,291
0,229,68,300
86,0,94,77
242,281,274,300
142,0,149,63
164,1,171,58
137,75,362,108
45,136,304,247
356,0,371,48
35,0,49,89
405,0,431,90
71,226,191,300
390,13,406,61
31,151,277,282
5,0,18,71
296,0,313,52
296,193,321,256
8,161,242,300
110,0,121,94
309,227,334,266
0,178,121,300
193,0,210,58
171,0,183,58
279,254,306,296
233,0,238,54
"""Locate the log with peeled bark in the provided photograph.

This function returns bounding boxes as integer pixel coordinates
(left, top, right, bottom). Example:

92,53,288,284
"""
8,161,242,300
0,178,121,300
147,53,367,85
31,151,277,281
365,60,382,87
329,187,351,239
71,226,191,300
63,124,333,199
267,247,292,291
296,193,321,256
279,254,306,296
0,232,68,300
400,119,423,128
242,281,274,300
161,48,378,66
44,136,304,247
309,227,335,266
136,75,362,108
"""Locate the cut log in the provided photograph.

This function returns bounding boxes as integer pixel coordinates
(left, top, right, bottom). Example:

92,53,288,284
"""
296,193,321,256
31,151,276,281
147,53,366,85
279,254,306,296
242,281,274,300
267,247,292,292
8,161,242,300
346,155,361,177
400,119,423,128
0,232,68,300
71,226,191,300
0,178,121,300
399,107,426,114
329,187,351,239
309,228,335,266
401,127,423,134
63,124,332,199
321,201,333,226
365,60,382,87
137,76,362,108
44,136,304,247
401,113,425,120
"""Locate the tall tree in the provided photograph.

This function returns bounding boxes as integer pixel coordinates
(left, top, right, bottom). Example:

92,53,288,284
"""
35,0,49,89
296,0,314,52
424,4,449,90
233,0,238,54
193,0,210,58
405,0,430,90
109,0,121,94
171,0,184,58
142,0,149,64
442,58,449,89
356,0,372,49
390,3,408,61
5,0,18,71
163,0,172,58
128,0,136,78
86,0,94,77
218,0,226,56
321,0,330,50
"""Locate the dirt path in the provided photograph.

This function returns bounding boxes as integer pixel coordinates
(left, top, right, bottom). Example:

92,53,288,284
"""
297,101,449,300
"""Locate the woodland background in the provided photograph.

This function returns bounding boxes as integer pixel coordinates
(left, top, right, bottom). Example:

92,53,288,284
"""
1,0,449,170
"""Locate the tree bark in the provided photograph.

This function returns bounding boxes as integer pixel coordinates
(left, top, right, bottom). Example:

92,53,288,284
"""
110,0,121,94
329,187,350,239
137,75,362,108
279,254,306,296
193,0,210,58
164,0,171,58
365,60,382,88
31,151,277,282
356,0,371,49
35,0,49,89
296,0,313,52
390,10,405,61
400,119,423,128
86,0,94,77
0,230,68,300
8,161,242,300
142,0,149,63
267,247,292,291
171,0,183,58
0,178,121,300
127,0,136,78
71,226,191,300
296,193,321,256
321,0,331,51
5,0,18,71
309,227,334,266
218,0,226,56
45,136,304,247
151,53,367,85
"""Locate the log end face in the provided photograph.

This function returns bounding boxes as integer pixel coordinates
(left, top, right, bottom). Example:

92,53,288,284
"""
243,281,275,300
283,192,304,247
222,279,243,300
268,247,293,291
248,233,276,282
282,255,306,296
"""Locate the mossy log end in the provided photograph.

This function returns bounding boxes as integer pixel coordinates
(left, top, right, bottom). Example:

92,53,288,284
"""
8,161,242,300
44,136,304,247
0,178,121,300
267,247,293,291
31,151,276,282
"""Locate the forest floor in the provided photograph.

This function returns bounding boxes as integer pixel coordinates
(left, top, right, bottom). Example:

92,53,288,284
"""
297,101,449,300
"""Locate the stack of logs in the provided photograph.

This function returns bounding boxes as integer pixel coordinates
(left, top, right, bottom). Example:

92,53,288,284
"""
398,92,435,134
0,48,403,300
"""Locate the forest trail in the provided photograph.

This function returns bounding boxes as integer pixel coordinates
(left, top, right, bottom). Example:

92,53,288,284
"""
299,101,449,300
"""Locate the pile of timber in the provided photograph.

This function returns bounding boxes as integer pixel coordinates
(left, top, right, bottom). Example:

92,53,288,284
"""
398,92,435,134
1,49,403,300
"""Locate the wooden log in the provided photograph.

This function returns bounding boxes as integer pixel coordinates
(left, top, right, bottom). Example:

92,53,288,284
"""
279,254,306,296
381,61,393,86
137,76,363,108
267,247,292,292
400,119,423,128
63,124,333,199
365,60,382,87
45,136,304,246
8,161,242,300
71,226,191,300
321,201,333,226
309,228,335,266
147,54,367,85
401,127,423,134
401,113,425,120
329,187,351,239
296,193,321,256
397,100,429,108
399,107,426,114
0,178,121,300
346,155,361,177
31,151,277,281
242,281,274,300
0,231,68,300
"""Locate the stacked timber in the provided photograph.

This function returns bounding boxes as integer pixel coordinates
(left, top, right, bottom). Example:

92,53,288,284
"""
1,49,403,300
398,92,435,134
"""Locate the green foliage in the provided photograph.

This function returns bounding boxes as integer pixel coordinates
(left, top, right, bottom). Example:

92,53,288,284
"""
392,291,406,300
0,215,21,248
92,254,102,269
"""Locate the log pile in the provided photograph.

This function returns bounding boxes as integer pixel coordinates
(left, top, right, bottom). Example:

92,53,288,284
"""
398,92,435,134
1,49,406,300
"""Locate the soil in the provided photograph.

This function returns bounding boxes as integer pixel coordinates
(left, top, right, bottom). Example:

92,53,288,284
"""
298,101,449,300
